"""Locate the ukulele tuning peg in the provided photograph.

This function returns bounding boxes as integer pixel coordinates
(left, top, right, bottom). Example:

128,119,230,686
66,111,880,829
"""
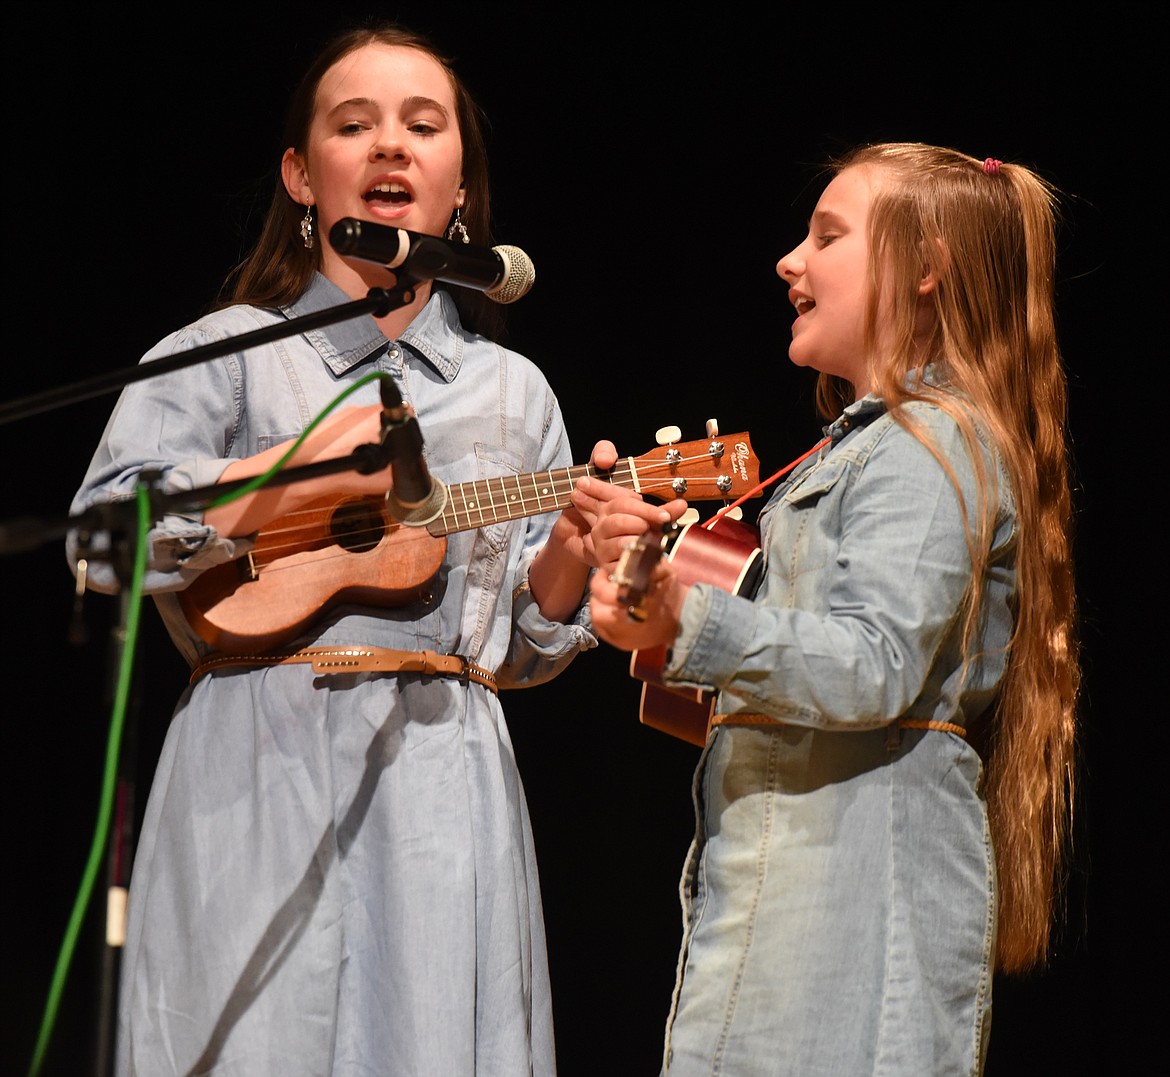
657,425,684,467
679,507,701,526
721,506,744,522
703,418,725,461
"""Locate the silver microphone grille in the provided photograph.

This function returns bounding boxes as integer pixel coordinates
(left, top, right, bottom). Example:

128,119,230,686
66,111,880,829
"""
486,245,535,304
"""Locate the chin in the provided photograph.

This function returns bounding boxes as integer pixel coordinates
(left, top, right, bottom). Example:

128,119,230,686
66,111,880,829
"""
786,345,818,372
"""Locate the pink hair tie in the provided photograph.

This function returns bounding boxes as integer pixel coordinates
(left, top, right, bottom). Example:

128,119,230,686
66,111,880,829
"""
983,157,1003,175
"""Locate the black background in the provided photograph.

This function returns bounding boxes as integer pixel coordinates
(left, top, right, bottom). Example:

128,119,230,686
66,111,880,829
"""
2,6,1148,1075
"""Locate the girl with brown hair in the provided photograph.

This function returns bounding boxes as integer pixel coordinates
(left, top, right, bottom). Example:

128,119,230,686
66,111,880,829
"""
71,24,615,1076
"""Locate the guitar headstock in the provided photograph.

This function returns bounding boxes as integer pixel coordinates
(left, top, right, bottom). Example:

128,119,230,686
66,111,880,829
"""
628,429,760,503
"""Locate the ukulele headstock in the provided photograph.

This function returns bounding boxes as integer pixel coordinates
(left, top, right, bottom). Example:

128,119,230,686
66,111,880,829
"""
628,420,760,503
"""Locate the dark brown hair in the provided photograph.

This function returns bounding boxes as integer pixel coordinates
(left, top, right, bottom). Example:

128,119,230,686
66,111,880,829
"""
221,24,500,338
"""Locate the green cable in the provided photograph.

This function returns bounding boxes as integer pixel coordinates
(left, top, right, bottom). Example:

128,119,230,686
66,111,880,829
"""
28,370,391,1072
28,482,149,1077
208,371,387,508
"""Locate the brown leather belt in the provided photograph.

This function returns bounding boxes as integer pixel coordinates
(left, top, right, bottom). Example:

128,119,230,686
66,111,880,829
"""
190,646,498,694
710,713,966,739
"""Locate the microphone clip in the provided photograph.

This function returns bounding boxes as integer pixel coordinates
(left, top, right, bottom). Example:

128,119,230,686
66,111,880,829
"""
377,376,448,527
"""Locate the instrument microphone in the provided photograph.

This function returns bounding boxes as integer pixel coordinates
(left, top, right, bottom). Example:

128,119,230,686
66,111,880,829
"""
330,218,535,304
378,377,448,527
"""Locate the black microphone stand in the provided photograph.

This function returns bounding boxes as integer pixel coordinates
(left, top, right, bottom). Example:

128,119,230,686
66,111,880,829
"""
2,277,424,1077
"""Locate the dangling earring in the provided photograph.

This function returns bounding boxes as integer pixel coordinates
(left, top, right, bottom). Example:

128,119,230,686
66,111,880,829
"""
300,204,315,250
446,207,469,244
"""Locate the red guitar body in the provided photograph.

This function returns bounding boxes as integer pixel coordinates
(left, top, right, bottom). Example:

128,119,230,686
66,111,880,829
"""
631,515,763,746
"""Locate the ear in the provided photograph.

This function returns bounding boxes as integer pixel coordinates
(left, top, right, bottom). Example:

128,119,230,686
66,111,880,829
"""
918,237,948,296
454,181,466,210
281,148,314,206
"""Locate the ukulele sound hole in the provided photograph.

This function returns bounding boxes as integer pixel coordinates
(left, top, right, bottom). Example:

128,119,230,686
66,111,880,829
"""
329,501,386,554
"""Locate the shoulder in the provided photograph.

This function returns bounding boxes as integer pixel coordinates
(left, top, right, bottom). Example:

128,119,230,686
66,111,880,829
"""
868,397,1014,523
142,303,281,362
444,301,557,399
859,395,993,466
464,332,563,435
479,334,551,388
894,396,1006,475
817,397,988,497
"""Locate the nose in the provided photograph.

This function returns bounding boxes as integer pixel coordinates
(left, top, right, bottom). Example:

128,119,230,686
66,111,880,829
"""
776,242,804,284
369,128,410,164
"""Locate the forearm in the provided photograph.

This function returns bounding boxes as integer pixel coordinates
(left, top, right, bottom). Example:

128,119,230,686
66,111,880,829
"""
205,404,392,538
527,515,592,624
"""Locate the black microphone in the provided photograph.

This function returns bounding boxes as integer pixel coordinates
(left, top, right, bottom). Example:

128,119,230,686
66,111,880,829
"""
330,218,535,304
378,378,448,527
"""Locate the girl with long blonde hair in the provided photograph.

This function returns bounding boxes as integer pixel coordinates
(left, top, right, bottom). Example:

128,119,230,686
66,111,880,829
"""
581,142,1078,1075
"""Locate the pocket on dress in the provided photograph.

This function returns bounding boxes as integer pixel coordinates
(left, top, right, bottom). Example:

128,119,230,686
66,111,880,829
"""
779,454,849,507
469,443,526,555
767,456,851,583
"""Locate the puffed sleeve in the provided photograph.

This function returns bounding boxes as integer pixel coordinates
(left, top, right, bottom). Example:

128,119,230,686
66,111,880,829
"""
663,406,1015,729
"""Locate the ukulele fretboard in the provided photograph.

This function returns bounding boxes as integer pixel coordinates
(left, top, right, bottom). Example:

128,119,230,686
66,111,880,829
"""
431,459,637,536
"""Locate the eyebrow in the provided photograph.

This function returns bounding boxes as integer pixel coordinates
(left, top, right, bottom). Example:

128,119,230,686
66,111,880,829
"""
809,208,849,229
401,95,450,118
324,95,451,119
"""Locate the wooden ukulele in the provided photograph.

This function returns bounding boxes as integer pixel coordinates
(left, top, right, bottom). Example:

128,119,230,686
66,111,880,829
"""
614,514,763,746
178,430,760,653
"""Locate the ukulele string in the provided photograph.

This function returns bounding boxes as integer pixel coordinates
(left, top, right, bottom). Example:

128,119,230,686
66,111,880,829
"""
240,452,739,564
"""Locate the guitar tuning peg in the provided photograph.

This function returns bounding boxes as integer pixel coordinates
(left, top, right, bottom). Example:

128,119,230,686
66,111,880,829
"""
679,507,701,526
705,418,720,437
654,425,682,446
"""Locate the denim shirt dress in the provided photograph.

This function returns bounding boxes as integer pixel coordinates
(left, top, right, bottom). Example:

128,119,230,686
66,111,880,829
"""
659,393,1015,1077
70,277,594,1076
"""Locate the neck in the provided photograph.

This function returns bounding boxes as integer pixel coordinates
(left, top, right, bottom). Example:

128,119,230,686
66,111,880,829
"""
321,254,433,341
374,280,432,340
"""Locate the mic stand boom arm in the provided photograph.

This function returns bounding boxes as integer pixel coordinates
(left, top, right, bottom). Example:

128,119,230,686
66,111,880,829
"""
0,285,408,426
0,282,420,557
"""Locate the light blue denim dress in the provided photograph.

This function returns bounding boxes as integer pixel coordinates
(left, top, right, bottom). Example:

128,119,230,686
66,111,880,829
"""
70,278,594,1076
659,394,1014,1077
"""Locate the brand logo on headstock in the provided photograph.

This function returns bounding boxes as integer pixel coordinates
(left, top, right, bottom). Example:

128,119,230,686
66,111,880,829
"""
731,441,751,480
